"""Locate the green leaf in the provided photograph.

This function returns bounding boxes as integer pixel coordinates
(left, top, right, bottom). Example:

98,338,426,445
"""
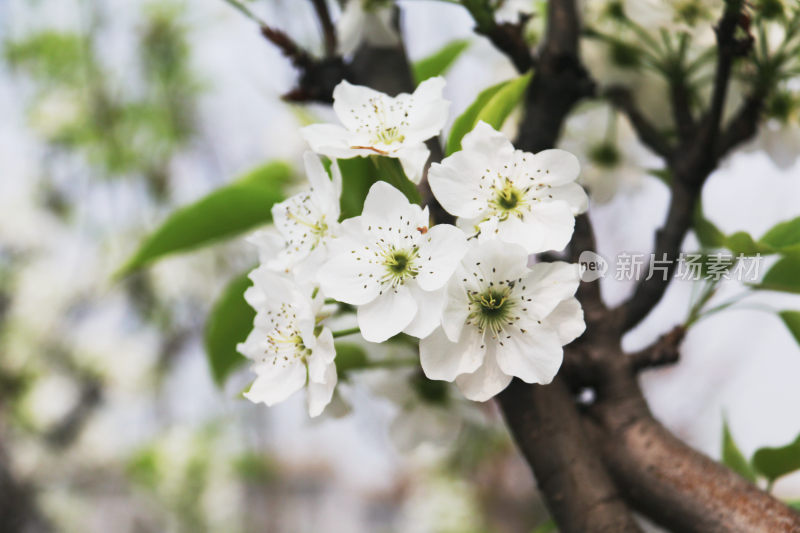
752,433,800,484
117,162,291,277
446,72,533,156
693,201,726,248
371,156,422,205
721,419,756,482
204,271,255,386
337,157,376,219
412,39,470,84
755,256,800,294
788,500,800,511
334,342,369,379
725,231,773,256
760,216,800,254
778,311,800,346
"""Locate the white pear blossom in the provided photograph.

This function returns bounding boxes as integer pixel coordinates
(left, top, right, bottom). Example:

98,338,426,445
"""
337,0,399,57
560,104,660,203
267,151,342,278
319,181,467,343
428,121,587,254
420,240,585,401
302,77,449,183
238,266,337,417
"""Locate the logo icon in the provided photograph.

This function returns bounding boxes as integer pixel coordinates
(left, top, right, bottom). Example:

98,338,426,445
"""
578,251,607,282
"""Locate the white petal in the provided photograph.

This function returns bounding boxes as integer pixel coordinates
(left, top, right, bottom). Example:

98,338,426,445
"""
521,262,582,320
542,297,586,345
304,151,341,219
307,327,335,382
396,143,430,184
246,229,284,264
244,362,306,406
420,326,484,381
357,285,418,342
427,152,489,218
403,77,449,143
318,249,382,305
415,223,468,291
461,121,516,159
361,180,415,221
336,0,366,56
307,362,337,417
301,123,359,158
517,202,576,253
495,324,564,385
332,80,389,131
403,284,445,339
441,277,470,342
455,345,512,402
549,182,589,215
462,239,530,283
530,149,581,186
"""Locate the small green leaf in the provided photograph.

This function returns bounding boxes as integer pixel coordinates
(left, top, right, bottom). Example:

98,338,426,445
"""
117,162,291,277
721,418,756,482
446,71,533,156
334,342,369,379
371,156,422,205
752,433,800,484
205,271,255,386
778,311,800,346
755,256,800,294
337,157,376,219
725,231,773,256
693,201,726,248
412,39,470,84
760,216,800,253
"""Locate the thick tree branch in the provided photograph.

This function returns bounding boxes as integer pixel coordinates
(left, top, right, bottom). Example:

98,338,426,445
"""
629,325,684,371
499,378,643,533
585,363,800,533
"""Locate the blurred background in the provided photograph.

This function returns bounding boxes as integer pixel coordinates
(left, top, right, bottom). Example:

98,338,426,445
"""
1,1,799,532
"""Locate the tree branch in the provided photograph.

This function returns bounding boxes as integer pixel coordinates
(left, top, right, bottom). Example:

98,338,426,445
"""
629,325,684,371
585,364,800,533
499,378,643,533
308,0,337,57
604,86,673,160
462,0,534,73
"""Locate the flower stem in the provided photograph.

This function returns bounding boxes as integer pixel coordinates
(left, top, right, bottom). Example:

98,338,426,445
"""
332,327,361,338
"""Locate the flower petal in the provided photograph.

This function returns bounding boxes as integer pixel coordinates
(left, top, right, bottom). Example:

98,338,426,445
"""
244,362,306,406
304,151,341,219
403,284,445,339
549,182,589,215
308,327,335,382
520,262,581,320
529,149,581,186
415,223,468,291
332,80,389,131
461,121,516,159
427,152,489,218
307,362,337,417
318,248,382,305
396,143,430,184
517,202,576,253
403,76,449,143
495,323,564,385
420,326,484,381
455,345,512,401
541,297,586,345
357,285,418,342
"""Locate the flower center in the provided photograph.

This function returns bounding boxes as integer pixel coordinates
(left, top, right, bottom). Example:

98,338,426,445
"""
468,286,516,336
489,179,528,220
589,142,621,169
373,126,405,146
381,247,419,287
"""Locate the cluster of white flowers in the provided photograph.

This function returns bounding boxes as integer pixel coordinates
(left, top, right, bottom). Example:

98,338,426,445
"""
240,76,587,417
